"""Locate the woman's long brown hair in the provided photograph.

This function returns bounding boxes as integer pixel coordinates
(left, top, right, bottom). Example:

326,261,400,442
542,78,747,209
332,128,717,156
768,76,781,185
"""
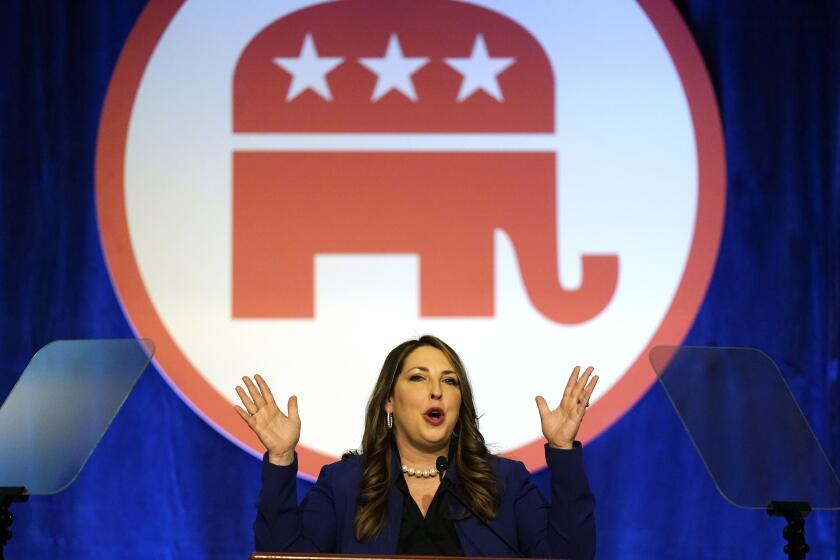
349,335,500,542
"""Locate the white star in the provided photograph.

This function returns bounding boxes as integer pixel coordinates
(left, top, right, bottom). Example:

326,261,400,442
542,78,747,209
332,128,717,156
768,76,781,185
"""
273,34,344,102
444,34,515,102
359,34,429,102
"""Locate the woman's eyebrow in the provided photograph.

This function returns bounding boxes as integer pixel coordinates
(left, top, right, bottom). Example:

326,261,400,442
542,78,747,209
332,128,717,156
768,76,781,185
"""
404,367,457,374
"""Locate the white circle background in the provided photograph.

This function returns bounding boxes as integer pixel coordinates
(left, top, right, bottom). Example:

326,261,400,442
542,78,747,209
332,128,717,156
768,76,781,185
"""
124,0,696,457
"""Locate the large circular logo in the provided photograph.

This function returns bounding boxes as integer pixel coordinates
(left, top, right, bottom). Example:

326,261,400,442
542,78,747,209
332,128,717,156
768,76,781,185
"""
97,0,725,478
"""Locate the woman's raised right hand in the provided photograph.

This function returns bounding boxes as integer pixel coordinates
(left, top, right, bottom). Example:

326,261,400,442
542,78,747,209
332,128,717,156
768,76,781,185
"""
234,374,300,466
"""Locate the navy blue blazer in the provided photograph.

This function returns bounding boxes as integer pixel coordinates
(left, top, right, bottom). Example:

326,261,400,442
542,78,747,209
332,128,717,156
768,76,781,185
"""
255,444,595,559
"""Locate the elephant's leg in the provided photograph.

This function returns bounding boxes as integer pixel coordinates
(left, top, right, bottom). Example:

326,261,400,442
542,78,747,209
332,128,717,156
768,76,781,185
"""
232,152,317,318
233,251,315,318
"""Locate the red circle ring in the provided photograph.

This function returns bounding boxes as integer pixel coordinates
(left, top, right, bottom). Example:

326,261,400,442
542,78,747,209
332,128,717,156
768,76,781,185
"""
95,0,726,477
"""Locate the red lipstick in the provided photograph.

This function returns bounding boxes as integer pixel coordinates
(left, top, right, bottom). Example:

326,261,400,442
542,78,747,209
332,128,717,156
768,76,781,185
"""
423,407,445,426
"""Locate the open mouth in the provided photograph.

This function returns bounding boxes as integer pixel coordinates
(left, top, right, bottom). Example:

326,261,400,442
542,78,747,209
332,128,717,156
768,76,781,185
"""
423,408,445,425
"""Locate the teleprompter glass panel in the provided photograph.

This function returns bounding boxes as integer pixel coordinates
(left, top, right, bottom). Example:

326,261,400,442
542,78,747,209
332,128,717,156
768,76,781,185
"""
0,339,154,495
649,346,840,510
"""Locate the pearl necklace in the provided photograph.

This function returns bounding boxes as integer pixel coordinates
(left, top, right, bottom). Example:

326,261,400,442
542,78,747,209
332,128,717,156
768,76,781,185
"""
401,464,438,478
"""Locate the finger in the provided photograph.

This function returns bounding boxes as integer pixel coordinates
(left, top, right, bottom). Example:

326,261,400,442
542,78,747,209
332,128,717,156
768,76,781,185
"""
243,376,266,409
581,374,599,405
254,374,276,407
234,405,254,426
562,366,580,399
287,395,300,423
535,395,551,419
235,385,257,414
571,367,594,402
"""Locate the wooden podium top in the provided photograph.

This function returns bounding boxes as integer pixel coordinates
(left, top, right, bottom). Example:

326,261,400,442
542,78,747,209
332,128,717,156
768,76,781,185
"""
251,553,528,560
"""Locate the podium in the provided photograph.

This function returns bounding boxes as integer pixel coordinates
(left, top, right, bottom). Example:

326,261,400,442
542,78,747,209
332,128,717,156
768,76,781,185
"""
252,554,528,560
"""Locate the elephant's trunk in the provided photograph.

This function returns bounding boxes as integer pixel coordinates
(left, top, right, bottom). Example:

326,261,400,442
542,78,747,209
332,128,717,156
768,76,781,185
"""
491,159,618,324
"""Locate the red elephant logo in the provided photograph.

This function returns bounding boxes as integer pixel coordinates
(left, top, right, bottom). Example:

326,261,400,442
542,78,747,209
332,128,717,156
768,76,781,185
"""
231,0,618,324
97,0,726,474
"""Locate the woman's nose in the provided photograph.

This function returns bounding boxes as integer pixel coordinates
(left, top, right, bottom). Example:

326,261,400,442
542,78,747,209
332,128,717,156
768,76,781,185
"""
430,381,442,399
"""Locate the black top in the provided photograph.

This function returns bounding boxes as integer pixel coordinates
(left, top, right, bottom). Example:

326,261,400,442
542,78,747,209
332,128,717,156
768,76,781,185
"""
395,474,464,556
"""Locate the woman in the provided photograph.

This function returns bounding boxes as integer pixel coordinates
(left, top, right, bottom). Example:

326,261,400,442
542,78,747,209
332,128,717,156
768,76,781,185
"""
235,335,598,559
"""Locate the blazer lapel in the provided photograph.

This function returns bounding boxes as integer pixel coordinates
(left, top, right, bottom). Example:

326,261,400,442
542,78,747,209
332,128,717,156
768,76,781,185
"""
378,476,403,553
447,457,513,557
343,449,403,554
445,457,487,556
379,446,405,553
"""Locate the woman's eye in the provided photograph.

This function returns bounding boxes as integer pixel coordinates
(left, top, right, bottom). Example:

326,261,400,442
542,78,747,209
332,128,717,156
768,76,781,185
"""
443,378,459,386
409,374,424,381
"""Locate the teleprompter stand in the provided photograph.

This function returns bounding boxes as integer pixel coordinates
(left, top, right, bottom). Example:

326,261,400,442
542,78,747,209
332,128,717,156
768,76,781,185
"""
0,339,154,559
649,347,840,560
767,501,811,560
0,488,26,557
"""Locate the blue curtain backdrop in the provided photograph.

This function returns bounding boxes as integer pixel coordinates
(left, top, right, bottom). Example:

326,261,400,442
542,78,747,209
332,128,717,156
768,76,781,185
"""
0,1,838,558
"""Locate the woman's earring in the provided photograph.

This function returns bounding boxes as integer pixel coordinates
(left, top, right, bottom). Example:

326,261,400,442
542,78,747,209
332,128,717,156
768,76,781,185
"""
386,412,393,429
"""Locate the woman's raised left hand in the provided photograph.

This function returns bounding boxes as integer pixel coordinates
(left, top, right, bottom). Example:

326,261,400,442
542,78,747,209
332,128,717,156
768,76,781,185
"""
535,366,599,450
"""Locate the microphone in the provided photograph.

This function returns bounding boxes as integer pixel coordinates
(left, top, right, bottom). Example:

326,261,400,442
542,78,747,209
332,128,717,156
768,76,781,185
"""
436,456,521,557
436,456,449,478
